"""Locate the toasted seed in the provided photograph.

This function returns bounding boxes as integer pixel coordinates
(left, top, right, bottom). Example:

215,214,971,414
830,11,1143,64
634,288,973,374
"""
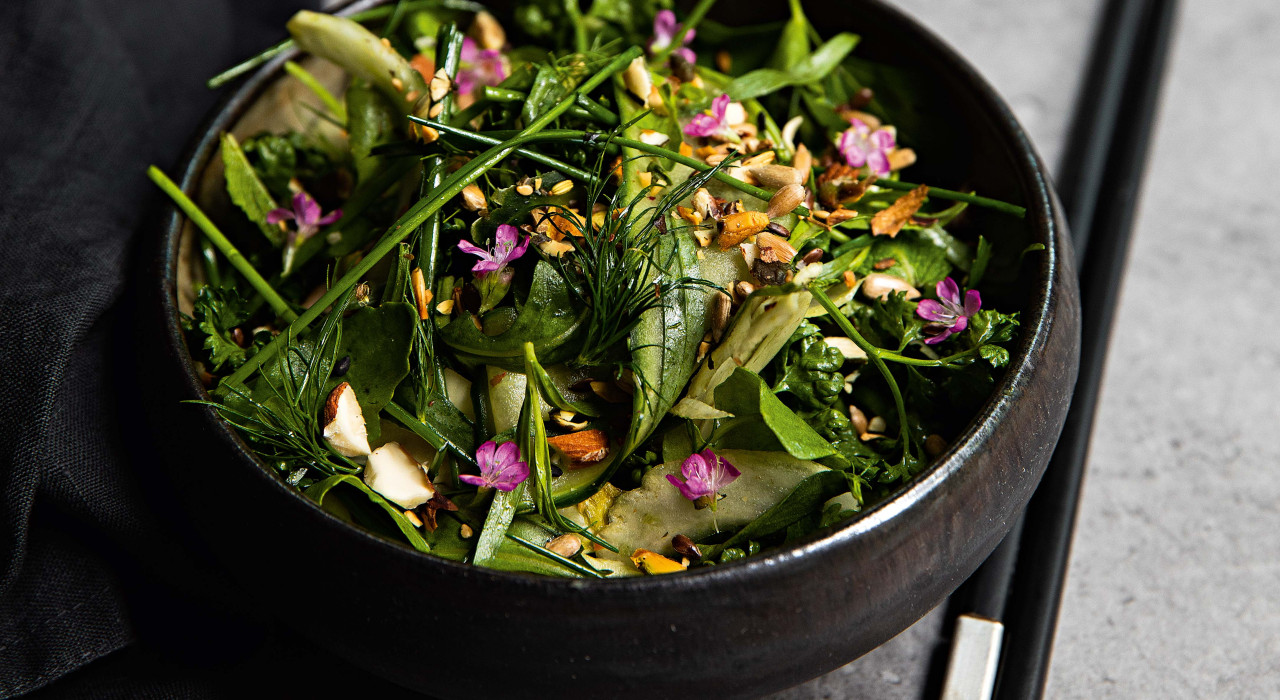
823,336,867,361
741,151,776,167
390,77,404,92
470,10,506,50
545,534,582,558
552,409,589,431
460,183,487,211
925,434,948,458
733,280,756,302
767,183,807,219
781,116,804,150
695,340,711,363
436,299,455,315
724,101,747,126
692,226,714,247
801,248,824,265
867,416,888,433
460,524,474,539
826,208,859,225
549,179,574,196
874,257,896,270
516,183,535,196
709,291,732,342
842,270,856,288
766,222,791,238
792,143,813,177
416,124,439,143
429,69,452,101
811,209,830,220
888,147,917,171
718,211,770,249
849,405,869,434
704,153,728,166
861,273,921,301
749,164,803,189
672,534,702,560
427,101,443,118
850,87,875,109
404,510,424,528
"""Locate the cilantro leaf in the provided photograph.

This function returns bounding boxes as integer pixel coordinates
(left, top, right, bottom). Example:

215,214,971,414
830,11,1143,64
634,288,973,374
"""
191,285,249,371
979,344,1010,368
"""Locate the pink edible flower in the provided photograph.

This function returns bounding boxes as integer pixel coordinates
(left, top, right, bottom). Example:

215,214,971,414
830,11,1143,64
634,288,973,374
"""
266,191,341,245
457,224,529,278
667,448,740,502
459,440,529,491
684,93,732,139
648,10,696,64
837,117,896,177
455,37,508,95
916,276,981,345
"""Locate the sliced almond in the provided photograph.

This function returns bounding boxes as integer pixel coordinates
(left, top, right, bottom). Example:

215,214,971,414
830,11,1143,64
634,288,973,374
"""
792,143,812,178
429,68,452,102
888,147,917,171
322,382,371,457
723,101,747,126
363,442,435,509
871,185,929,238
639,129,670,147
849,405,869,434
823,336,867,361
755,231,796,263
547,429,611,465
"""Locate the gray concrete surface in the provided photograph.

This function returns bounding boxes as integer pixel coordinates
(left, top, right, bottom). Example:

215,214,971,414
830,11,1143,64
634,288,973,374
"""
771,0,1280,697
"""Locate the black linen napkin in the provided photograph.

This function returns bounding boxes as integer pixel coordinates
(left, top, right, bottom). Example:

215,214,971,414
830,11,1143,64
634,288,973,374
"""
0,1,428,697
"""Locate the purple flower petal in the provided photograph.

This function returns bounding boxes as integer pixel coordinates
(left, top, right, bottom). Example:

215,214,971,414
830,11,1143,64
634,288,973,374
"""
866,151,890,177
923,329,951,345
936,277,961,306
915,299,950,323
675,47,698,65
475,440,497,468
457,239,490,258
952,315,969,334
489,459,529,491
493,439,520,467
666,473,706,501
458,473,489,488
316,209,343,226
963,289,982,316
265,208,294,225
460,36,478,62
683,113,721,138
710,93,729,121
293,192,321,226
871,129,896,150
470,260,503,277
652,10,678,46
495,223,519,248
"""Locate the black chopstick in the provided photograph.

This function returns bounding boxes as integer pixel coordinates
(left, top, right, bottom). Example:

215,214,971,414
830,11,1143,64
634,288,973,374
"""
993,0,1179,698
938,0,1179,697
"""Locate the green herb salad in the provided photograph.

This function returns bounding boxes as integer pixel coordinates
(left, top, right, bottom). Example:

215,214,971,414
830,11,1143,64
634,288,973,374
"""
152,0,1033,578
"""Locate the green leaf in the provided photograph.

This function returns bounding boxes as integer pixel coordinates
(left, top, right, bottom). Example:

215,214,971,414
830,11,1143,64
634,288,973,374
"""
440,261,588,371
714,368,839,462
220,132,283,247
862,230,952,288
979,344,1010,368
305,474,431,553
767,0,810,71
287,10,427,111
472,480,525,567
970,235,993,287
700,469,847,559
191,285,250,371
332,302,418,441
726,32,860,100
346,82,401,185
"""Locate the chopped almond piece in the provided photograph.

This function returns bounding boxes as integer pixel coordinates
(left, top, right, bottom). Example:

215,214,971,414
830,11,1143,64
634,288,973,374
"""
546,429,610,466
871,185,929,238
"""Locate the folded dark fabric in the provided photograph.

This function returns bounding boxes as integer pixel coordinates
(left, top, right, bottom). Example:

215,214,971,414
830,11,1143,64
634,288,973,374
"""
0,1,308,695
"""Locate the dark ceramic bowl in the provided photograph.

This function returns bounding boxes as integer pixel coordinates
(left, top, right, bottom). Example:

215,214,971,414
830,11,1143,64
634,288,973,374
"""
141,1,1080,697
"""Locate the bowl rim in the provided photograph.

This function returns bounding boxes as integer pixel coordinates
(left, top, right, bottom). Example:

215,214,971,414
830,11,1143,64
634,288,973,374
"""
157,0,1064,593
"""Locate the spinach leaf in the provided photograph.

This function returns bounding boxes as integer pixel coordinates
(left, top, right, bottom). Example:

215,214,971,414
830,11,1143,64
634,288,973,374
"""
861,230,952,288
714,367,840,462
305,474,431,553
700,469,847,559
220,132,283,247
726,33,860,100
330,301,418,442
440,261,588,371
346,82,401,185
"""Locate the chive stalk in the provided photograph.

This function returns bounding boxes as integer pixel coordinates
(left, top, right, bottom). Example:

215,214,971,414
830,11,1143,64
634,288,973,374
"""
148,166,298,322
